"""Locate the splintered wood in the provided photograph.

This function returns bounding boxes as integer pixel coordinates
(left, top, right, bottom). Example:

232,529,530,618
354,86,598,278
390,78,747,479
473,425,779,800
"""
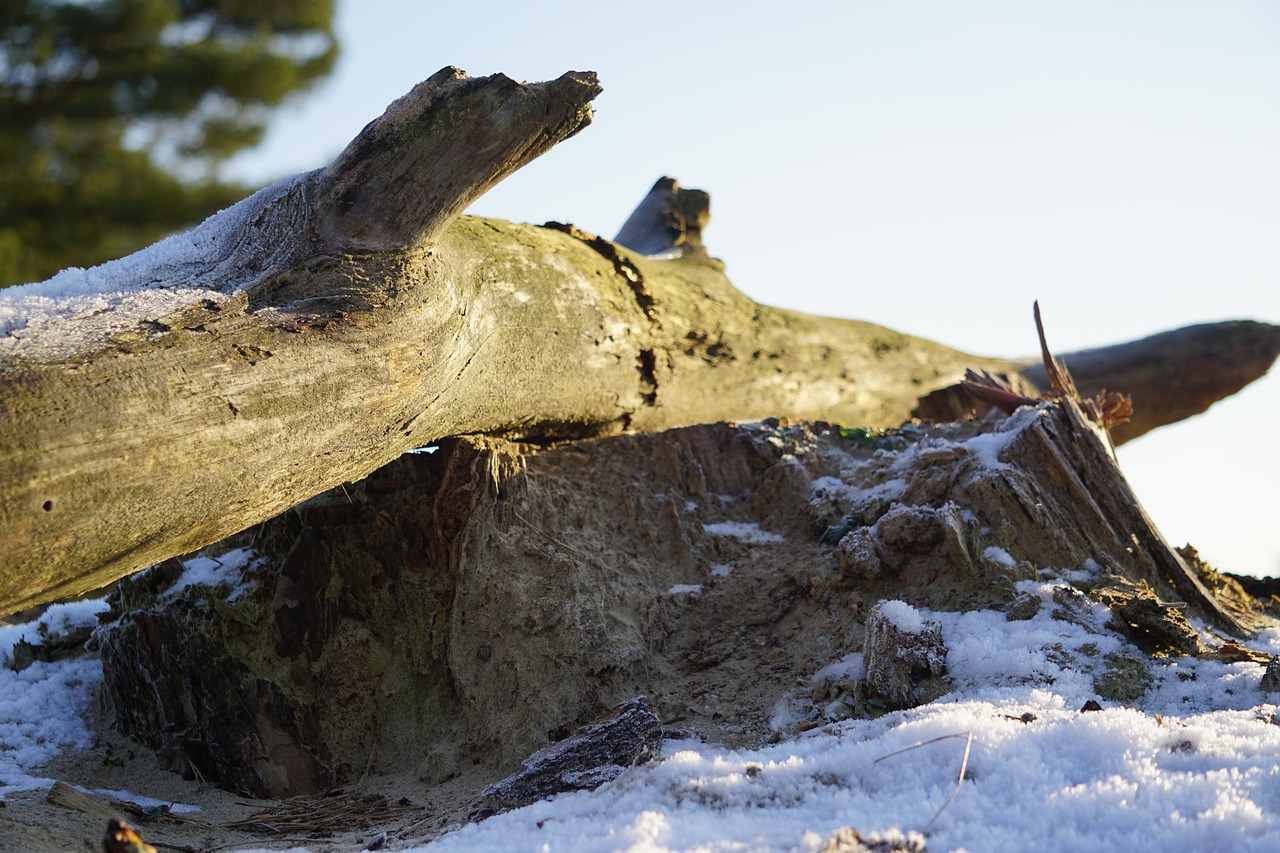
960,301,1133,434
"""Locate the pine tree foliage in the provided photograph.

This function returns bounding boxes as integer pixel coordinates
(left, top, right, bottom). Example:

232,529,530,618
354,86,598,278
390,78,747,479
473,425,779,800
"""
0,0,338,286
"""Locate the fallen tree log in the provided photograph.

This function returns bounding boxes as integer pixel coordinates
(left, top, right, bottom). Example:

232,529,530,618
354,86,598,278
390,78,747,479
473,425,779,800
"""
1,68,1277,615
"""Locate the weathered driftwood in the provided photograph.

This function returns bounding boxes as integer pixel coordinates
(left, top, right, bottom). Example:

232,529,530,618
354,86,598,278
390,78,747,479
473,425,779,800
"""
98,402,1265,798
1,69,1277,615
481,696,663,810
916,318,1280,445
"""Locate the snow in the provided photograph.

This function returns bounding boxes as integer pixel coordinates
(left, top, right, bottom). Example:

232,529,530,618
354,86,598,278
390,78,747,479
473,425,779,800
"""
0,174,308,357
162,546,261,602
667,584,703,596
879,407,1042,479
963,406,1042,470
85,786,202,815
8,553,1280,850
0,601,109,797
810,652,866,683
0,651,100,798
982,545,1017,567
400,698,1280,853
701,521,785,544
809,475,869,502
811,472,906,505
27,599,111,647
0,548,262,799
377,595,1280,853
804,411,1042,520
384,585,1280,852
876,600,928,633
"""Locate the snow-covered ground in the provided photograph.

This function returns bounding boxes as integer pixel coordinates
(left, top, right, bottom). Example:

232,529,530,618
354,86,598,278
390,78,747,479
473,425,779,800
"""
5,573,1280,851
0,599,108,799
391,588,1280,853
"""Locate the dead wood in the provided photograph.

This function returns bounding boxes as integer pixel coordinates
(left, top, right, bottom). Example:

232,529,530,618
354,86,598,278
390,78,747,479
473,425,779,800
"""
614,176,712,258
223,790,417,835
481,696,663,809
862,602,948,710
917,317,1280,444
1,68,1276,616
47,781,129,824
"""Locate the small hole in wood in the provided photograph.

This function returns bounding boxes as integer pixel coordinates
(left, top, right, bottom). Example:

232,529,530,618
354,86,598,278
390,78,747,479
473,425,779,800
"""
42,500,53,512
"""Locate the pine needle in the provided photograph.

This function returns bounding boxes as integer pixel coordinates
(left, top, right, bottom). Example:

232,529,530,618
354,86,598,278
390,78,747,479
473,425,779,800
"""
873,731,973,833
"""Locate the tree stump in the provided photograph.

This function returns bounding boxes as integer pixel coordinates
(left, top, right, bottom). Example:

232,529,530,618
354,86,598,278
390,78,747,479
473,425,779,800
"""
98,399,1264,798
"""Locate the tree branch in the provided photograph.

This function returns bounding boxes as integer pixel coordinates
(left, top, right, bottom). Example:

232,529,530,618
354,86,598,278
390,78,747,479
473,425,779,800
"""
312,67,601,252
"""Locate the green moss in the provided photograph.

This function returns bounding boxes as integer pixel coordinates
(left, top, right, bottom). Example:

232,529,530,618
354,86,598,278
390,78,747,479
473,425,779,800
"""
1093,652,1153,703
1043,643,1076,669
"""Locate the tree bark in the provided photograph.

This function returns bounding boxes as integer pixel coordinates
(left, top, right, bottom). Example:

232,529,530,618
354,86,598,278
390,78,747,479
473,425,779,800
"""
1,69,1276,615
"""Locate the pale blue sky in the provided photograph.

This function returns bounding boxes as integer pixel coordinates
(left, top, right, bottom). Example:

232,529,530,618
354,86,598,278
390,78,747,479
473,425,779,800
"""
227,1,1280,575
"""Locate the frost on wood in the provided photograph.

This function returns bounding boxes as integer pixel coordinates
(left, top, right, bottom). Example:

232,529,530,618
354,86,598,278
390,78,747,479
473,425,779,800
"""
0,174,309,356
0,67,607,614
481,696,662,809
863,601,948,710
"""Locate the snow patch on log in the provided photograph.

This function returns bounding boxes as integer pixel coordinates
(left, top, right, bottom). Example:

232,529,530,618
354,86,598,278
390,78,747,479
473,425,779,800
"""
0,175,309,357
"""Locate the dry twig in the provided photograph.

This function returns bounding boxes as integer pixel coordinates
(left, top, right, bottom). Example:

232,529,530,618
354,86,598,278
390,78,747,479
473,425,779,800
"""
873,731,973,834
224,789,417,835
962,302,1132,431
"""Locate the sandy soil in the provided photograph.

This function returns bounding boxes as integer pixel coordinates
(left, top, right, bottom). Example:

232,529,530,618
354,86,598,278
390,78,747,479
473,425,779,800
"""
5,709,497,852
